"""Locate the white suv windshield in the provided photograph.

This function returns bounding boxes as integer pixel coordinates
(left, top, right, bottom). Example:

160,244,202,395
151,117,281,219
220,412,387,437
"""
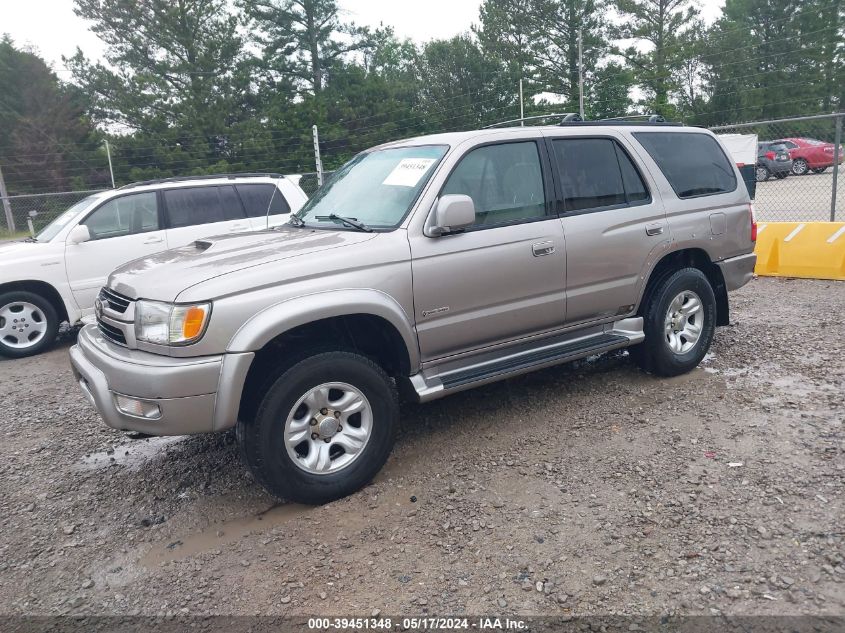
295,145,448,229
35,194,104,242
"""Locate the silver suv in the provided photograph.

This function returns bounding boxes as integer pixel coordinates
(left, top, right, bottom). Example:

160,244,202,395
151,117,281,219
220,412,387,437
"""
70,122,757,504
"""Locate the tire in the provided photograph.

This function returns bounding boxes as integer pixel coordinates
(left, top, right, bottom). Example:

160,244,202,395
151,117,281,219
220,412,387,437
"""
755,166,770,182
0,291,59,358
237,351,399,504
791,158,809,175
630,268,716,377
812,167,828,174
775,172,788,179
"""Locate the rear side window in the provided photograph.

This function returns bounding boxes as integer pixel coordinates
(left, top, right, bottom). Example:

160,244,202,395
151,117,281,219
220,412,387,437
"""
164,186,244,228
236,184,291,218
634,132,737,199
552,138,650,212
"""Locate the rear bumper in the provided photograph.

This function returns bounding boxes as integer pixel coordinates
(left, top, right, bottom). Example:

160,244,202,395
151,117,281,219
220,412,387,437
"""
717,252,757,291
69,325,253,435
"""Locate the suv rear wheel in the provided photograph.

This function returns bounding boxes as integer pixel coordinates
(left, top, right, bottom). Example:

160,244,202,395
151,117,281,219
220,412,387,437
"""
237,351,399,504
0,291,59,358
630,268,716,377
755,166,770,182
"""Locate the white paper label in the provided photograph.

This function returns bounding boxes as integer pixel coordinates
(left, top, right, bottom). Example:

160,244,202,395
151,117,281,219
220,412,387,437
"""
382,158,436,187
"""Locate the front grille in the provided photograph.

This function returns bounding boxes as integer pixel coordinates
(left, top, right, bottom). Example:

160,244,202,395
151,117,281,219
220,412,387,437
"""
97,318,127,346
99,287,131,314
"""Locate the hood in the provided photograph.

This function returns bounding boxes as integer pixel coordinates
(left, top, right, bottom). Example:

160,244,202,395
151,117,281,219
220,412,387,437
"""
109,226,378,302
0,239,63,271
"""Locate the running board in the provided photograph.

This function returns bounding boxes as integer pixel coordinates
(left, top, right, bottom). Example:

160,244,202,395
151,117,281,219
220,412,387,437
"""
408,317,642,402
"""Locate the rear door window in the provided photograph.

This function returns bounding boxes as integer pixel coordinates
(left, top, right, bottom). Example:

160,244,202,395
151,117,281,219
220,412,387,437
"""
163,186,244,228
552,138,650,212
236,184,291,218
634,132,737,199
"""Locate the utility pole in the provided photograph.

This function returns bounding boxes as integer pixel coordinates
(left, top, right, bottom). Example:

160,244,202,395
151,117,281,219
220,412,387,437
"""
519,79,524,126
104,140,116,189
312,125,323,187
0,166,15,233
578,29,585,119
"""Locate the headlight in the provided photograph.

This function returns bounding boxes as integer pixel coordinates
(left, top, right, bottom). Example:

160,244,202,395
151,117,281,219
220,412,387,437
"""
135,300,211,345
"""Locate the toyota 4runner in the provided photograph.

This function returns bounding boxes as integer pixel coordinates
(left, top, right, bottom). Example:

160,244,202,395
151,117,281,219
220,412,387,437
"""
70,121,757,504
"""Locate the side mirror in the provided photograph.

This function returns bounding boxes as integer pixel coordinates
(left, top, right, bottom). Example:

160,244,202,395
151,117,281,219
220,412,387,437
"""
67,224,91,245
427,195,475,237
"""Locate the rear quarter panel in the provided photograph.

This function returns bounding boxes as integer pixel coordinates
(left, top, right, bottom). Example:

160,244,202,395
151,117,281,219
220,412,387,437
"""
623,128,754,264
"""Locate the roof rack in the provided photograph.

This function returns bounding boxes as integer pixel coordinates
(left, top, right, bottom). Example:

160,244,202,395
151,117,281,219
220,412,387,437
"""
559,113,684,127
482,113,583,129
118,172,285,190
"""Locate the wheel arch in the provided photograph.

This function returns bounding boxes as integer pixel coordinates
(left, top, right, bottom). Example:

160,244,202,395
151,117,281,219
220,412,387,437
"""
0,280,70,323
636,248,729,326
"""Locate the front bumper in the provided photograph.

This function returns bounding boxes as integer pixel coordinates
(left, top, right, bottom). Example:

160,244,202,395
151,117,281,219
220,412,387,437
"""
69,325,253,435
717,252,757,291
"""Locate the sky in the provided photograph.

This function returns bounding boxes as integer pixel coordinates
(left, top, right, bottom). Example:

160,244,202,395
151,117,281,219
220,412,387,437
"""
2,0,726,74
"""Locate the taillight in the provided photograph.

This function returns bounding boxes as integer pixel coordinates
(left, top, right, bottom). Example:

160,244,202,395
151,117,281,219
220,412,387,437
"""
749,203,757,242
765,151,776,160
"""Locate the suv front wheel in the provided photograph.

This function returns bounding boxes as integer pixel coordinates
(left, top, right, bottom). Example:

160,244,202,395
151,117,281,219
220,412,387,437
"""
237,351,399,504
630,268,716,377
0,291,59,358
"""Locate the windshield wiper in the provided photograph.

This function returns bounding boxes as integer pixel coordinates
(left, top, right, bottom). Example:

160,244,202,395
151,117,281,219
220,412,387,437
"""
287,214,306,227
315,214,373,232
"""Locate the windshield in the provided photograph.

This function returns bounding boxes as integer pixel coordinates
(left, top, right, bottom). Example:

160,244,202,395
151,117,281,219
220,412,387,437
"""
295,145,448,229
35,194,102,242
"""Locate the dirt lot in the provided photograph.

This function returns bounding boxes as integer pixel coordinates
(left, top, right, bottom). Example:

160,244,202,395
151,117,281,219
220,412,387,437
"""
0,277,843,619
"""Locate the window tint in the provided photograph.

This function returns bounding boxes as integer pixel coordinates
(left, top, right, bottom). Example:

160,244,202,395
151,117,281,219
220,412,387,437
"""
236,184,291,218
442,142,546,228
82,192,159,240
164,186,243,228
635,132,737,199
553,138,649,212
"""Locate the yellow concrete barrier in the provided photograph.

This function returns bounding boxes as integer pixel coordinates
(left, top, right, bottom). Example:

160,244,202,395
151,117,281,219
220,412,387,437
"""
754,222,845,281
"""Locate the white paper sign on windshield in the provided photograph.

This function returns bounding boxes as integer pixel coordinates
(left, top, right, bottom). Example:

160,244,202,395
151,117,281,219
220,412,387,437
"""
382,158,437,187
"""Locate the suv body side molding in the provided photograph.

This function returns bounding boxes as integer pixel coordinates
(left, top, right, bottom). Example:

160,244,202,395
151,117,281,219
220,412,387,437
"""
408,317,643,402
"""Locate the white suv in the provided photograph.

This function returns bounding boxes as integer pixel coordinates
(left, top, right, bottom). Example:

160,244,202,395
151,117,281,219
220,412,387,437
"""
0,174,307,358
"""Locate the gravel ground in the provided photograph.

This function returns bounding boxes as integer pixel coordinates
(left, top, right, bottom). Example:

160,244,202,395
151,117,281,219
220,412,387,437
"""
0,277,843,619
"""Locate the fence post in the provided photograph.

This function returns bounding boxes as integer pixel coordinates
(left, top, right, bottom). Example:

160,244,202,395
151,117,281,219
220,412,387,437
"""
312,125,323,187
0,166,15,233
831,114,842,222
105,140,116,189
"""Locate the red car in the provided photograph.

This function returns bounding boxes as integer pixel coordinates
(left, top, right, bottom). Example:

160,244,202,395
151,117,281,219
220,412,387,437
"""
771,137,845,175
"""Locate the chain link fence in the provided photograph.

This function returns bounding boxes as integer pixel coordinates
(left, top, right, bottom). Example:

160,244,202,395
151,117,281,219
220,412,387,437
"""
0,189,109,238
3,113,843,238
711,113,844,222
0,172,333,239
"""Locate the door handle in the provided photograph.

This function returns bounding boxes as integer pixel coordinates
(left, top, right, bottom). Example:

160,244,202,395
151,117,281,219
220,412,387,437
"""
229,224,249,231
645,223,665,236
532,241,555,257
143,236,164,244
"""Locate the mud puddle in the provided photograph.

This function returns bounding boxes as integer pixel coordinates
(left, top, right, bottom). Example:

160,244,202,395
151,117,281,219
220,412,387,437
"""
141,502,314,566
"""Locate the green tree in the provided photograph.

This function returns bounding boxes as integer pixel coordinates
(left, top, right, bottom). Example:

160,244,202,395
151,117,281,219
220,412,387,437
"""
241,0,371,97
0,36,103,193
68,0,249,134
586,62,635,119
701,0,838,123
532,0,610,111
614,0,701,115
475,0,538,91
417,35,518,132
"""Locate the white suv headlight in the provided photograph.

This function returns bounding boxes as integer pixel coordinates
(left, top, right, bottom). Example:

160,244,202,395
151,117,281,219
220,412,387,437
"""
135,300,211,345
